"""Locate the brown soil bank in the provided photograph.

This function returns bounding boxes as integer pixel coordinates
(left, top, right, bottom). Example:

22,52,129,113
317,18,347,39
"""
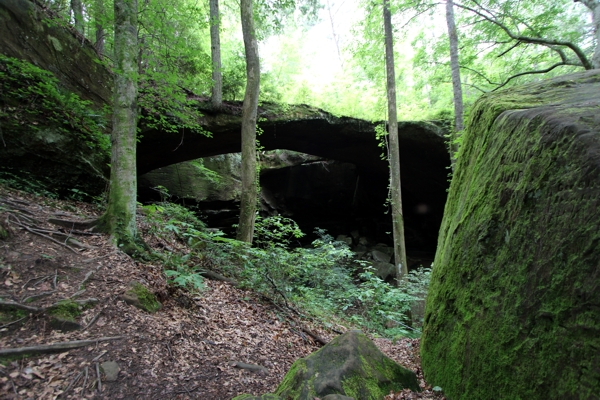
421,70,600,399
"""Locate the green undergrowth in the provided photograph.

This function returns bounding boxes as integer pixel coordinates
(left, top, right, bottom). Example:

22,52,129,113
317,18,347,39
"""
142,201,431,338
0,55,110,155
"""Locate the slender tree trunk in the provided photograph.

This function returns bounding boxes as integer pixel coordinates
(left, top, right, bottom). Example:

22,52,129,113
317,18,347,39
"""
383,0,408,282
593,3,600,69
71,0,84,34
236,0,260,244
576,0,600,68
102,0,139,252
210,0,223,108
94,0,105,56
325,0,343,68
446,0,464,139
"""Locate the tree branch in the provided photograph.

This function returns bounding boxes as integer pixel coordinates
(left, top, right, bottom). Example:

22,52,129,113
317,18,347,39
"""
493,62,577,91
459,65,500,86
455,1,593,69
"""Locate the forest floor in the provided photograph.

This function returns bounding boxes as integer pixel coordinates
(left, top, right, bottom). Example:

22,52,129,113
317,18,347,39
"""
0,186,443,399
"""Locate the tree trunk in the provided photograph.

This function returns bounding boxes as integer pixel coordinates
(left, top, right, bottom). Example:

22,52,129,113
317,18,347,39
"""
236,0,260,244
576,0,600,68
210,0,223,108
70,0,84,34
102,0,139,252
383,0,408,282
94,0,105,56
446,0,464,164
325,0,343,68
593,2,600,69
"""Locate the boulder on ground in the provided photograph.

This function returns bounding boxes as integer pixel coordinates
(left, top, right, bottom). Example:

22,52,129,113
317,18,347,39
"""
421,70,600,399
371,261,395,281
100,361,120,382
120,282,161,313
275,330,419,399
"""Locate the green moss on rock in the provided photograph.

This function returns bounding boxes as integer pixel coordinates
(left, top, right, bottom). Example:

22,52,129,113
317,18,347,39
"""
275,330,419,400
121,282,162,313
421,70,600,399
47,299,81,321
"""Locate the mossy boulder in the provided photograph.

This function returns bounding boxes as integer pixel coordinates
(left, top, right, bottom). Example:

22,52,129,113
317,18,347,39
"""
121,282,161,313
275,330,418,400
47,299,83,331
0,223,8,240
421,70,600,399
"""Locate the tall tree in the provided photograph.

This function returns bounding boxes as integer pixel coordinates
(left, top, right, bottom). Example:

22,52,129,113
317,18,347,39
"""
94,0,106,56
445,0,463,161
383,0,408,281
101,0,140,252
575,0,600,68
236,0,260,244
71,0,84,34
210,0,223,108
325,0,344,68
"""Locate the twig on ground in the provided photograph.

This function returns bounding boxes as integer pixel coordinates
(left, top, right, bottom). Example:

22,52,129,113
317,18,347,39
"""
70,289,86,299
52,269,58,289
300,325,328,346
174,386,200,394
21,275,51,289
82,251,118,264
21,290,56,304
10,217,79,254
199,270,239,285
80,271,94,290
166,341,173,358
92,350,108,362
34,275,52,288
82,366,89,395
228,361,269,375
0,336,125,357
96,362,102,393
62,370,84,398
0,316,28,329
84,311,103,330
0,299,43,313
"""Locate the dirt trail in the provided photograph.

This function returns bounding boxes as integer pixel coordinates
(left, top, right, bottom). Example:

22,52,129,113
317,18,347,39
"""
0,187,438,399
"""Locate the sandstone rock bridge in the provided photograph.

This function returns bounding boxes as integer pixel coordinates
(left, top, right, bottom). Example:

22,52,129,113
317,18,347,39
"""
137,103,451,251
0,0,451,252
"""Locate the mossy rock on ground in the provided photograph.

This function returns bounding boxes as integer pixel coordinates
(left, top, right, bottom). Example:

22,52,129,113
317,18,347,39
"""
121,282,161,313
421,70,600,399
0,224,8,240
47,299,83,332
235,330,418,400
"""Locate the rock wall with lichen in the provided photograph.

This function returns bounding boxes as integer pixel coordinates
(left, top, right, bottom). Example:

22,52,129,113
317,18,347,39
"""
421,70,600,399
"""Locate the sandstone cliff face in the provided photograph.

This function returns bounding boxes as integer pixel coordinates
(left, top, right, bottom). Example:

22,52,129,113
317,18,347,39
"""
421,70,600,399
0,0,112,106
0,0,111,197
